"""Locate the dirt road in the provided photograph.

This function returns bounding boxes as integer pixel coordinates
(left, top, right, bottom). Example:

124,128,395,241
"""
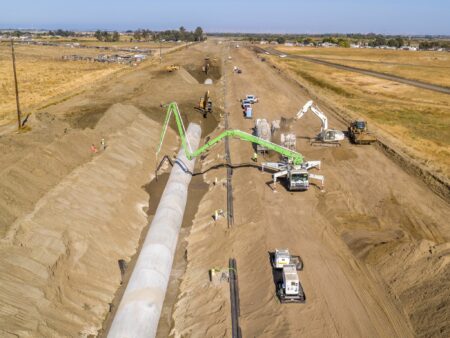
171,42,450,337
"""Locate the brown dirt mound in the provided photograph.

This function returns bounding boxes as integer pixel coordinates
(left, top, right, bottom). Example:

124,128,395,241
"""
0,104,177,337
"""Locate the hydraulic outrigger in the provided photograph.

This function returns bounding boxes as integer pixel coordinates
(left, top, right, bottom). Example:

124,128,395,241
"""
157,102,324,190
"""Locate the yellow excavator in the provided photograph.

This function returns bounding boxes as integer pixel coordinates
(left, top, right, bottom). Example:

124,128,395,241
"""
166,64,180,72
197,90,213,118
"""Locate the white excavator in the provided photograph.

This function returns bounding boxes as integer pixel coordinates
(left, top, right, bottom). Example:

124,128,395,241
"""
296,100,345,146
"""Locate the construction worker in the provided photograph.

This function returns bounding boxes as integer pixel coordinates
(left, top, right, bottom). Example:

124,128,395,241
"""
100,138,106,150
252,152,258,162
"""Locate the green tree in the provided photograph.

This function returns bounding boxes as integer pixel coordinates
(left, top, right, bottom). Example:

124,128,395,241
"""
179,26,186,40
194,26,203,41
134,30,142,41
94,30,103,41
337,39,350,48
276,36,286,44
112,31,120,42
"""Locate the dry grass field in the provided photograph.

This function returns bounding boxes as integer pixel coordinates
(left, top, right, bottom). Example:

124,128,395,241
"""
277,46,450,87
269,50,450,178
0,43,128,125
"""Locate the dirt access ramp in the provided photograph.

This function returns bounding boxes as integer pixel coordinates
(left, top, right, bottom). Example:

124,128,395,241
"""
171,43,450,337
0,104,176,337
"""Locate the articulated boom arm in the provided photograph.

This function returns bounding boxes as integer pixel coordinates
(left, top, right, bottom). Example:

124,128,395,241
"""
310,105,328,131
296,100,313,120
157,102,304,165
295,100,328,131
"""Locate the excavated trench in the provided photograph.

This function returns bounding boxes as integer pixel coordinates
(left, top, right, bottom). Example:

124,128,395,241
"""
184,62,222,84
99,110,219,337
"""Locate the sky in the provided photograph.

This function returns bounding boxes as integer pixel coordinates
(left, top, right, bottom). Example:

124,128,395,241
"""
1,0,449,35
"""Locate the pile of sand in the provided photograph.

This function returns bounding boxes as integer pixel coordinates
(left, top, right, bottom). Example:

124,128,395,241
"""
373,240,450,337
0,104,176,337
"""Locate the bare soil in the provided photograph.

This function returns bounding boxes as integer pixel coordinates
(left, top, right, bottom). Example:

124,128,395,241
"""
0,42,223,337
171,42,450,338
0,40,449,338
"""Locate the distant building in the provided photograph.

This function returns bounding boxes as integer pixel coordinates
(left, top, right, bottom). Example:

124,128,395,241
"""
401,46,418,51
320,42,337,48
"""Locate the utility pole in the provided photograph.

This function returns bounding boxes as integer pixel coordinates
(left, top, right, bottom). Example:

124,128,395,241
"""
11,39,22,130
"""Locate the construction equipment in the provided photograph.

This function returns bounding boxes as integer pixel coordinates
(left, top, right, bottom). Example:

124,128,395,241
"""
277,265,306,303
255,119,271,151
197,91,213,117
272,249,303,271
241,100,251,108
296,100,345,146
262,161,323,191
280,133,296,151
270,249,305,303
203,57,210,75
241,95,259,104
157,102,324,191
348,120,377,145
166,64,180,72
242,103,253,119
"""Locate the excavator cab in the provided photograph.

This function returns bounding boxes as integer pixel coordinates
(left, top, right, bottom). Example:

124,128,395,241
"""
322,130,340,142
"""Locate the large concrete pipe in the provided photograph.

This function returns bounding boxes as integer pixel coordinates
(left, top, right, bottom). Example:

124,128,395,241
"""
108,123,201,338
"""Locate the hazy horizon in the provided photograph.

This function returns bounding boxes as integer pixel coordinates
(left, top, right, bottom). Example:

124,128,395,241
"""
1,0,449,35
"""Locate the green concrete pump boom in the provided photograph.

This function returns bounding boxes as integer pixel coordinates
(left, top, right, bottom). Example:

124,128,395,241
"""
157,102,304,165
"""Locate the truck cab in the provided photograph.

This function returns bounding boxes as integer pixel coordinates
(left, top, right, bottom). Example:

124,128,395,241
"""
245,95,258,103
355,120,366,130
241,99,251,108
274,249,290,269
288,169,309,191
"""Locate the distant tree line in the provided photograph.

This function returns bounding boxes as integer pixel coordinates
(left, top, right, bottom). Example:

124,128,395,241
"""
48,29,75,37
130,26,205,42
210,32,449,49
94,30,120,42
418,40,450,50
368,37,404,48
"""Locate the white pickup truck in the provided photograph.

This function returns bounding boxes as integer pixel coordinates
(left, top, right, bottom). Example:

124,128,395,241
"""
241,95,259,104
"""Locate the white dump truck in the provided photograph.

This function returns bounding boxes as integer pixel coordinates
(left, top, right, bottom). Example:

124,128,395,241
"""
277,264,305,303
